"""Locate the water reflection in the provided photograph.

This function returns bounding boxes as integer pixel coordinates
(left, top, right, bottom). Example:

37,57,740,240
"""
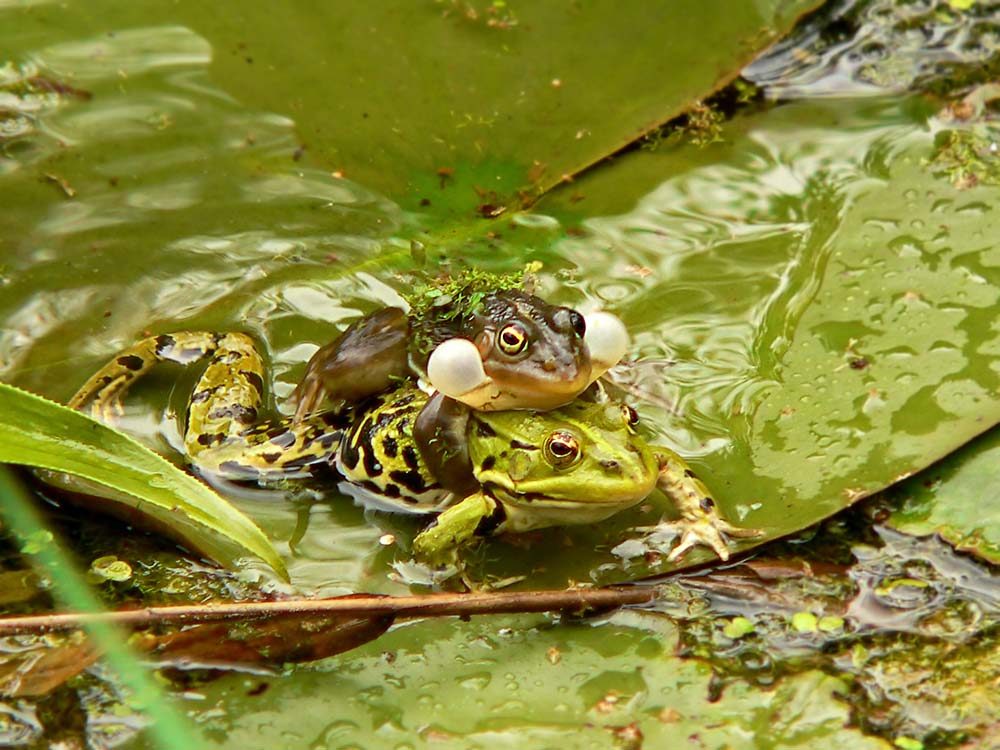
33,26,211,79
556,100,914,461
0,22,403,399
746,0,1000,99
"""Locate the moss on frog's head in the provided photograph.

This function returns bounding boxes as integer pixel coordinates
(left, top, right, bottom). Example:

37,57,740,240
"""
404,262,540,321
403,262,541,358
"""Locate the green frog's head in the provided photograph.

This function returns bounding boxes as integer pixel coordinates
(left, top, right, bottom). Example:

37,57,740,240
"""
427,290,629,412
468,399,659,530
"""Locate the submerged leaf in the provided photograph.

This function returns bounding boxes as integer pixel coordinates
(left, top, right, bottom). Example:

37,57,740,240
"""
180,614,893,748
0,635,99,698
135,614,395,669
0,382,287,579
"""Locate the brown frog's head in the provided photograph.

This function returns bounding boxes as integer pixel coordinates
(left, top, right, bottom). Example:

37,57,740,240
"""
427,290,628,411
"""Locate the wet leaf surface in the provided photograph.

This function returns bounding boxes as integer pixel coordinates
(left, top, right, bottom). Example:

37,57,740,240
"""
182,613,891,749
0,383,286,578
887,427,1000,564
537,93,1000,578
0,0,821,217
0,1,998,747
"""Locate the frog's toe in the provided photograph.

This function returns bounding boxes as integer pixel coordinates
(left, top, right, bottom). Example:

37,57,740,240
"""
653,519,732,561
647,517,763,563
584,311,629,378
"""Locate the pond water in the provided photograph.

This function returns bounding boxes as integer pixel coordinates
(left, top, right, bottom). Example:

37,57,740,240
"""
1,0,998,747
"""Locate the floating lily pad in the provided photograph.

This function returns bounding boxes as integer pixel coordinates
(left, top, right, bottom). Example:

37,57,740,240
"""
538,94,1000,576
183,612,891,749
3,0,821,218
887,427,1000,564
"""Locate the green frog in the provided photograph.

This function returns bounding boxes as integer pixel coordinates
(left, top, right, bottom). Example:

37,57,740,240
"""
70,332,760,564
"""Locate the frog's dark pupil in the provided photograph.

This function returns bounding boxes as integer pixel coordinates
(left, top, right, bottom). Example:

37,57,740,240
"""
500,325,526,352
568,311,586,337
551,441,572,456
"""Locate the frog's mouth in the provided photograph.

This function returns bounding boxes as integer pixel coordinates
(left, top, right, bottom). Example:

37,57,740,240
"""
486,485,628,507
427,337,593,411
484,484,641,531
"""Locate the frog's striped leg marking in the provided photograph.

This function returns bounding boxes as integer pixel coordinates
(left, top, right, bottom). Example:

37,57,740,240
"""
183,333,266,459
174,333,350,481
191,410,350,481
651,448,763,562
69,330,349,482
69,332,226,423
411,492,505,564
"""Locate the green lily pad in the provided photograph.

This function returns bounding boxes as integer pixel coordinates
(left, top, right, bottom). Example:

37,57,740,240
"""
538,94,1000,576
0,382,287,579
2,0,996,591
183,612,891,749
4,0,820,218
887,427,1000,564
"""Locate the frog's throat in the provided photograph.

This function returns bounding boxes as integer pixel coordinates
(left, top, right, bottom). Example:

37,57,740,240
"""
483,485,641,532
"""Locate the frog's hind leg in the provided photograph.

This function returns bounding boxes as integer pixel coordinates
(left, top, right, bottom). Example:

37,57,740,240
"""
193,412,349,481
291,307,410,422
69,332,226,422
182,335,346,482
182,332,266,458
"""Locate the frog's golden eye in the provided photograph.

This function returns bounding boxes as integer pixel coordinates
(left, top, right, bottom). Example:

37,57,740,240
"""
497,323,529,356
544,430,581,468
621,404,640,426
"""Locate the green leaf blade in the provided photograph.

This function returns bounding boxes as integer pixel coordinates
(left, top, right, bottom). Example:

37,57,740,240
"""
0,382,288,580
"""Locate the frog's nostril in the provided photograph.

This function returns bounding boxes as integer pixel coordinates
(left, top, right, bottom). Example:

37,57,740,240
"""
600,459,620,471
542,358,558,372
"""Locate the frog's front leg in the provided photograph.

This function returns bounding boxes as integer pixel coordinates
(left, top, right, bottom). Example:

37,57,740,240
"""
292,307,410,422
649,448,762,562
413,391,479,496
411,492,506,565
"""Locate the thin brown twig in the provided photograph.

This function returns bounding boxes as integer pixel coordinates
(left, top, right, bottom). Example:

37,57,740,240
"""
0,587,657,636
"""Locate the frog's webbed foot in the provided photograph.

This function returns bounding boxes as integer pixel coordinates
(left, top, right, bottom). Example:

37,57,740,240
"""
644,448,763,562
90,383,128,425
649,505,763,562
69,332,224,423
